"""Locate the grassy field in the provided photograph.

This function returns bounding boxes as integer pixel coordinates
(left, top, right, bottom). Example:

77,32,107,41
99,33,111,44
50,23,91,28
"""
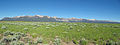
0,21,120,45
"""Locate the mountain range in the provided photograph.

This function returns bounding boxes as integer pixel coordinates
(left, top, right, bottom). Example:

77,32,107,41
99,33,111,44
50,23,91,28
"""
1,15,120,23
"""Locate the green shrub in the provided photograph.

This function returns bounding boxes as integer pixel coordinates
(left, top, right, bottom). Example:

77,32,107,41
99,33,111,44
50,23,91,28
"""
1,25,7,29
10,41,24,45
79,38,88,45
37,37,43,43
24,28,28,31
72,40,79,44
3,31,11,36
54,38,61,45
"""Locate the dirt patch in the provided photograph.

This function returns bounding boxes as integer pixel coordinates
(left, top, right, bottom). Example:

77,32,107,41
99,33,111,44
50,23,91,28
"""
67,41,76,45
88,43,95,45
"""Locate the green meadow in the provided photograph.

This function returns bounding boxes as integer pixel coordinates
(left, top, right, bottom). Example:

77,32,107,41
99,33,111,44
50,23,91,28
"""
0,21,120,45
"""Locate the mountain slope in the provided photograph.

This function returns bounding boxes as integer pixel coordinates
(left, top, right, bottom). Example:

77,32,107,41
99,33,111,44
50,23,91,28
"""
1,15,120,23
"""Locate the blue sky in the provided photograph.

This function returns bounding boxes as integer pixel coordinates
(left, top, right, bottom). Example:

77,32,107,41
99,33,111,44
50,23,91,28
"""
0,0,120,22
